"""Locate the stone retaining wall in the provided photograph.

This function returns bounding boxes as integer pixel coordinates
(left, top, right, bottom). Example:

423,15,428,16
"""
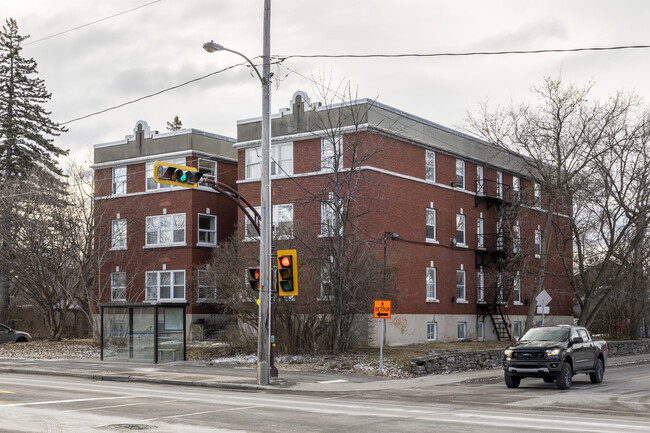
410,340,650,375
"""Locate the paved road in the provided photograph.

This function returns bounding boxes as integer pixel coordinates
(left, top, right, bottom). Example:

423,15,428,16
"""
0,362,648,432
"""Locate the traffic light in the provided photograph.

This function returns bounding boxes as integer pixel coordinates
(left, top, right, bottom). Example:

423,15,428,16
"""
247,267,260,291
154,161,203,188
276,249,298,296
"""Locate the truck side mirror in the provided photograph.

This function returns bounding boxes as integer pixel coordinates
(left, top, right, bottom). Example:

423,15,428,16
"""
571,336,583,344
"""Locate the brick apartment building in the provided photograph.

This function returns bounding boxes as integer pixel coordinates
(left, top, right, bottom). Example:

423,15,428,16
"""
93,120,237,336
234,91,574,344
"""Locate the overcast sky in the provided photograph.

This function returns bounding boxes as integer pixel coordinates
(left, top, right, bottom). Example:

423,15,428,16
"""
5,0,650,166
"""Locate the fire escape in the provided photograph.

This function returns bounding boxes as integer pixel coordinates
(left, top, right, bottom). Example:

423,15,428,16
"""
475,178,528,341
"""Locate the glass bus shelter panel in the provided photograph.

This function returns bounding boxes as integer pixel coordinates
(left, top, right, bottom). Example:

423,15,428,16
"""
102,307,129,360
133,307,155,361
158,307,184,362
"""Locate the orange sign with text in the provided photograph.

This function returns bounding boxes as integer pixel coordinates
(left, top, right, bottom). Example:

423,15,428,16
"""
373,300,392,319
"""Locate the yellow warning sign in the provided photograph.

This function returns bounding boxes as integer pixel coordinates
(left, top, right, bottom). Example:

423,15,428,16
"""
373,300,392,319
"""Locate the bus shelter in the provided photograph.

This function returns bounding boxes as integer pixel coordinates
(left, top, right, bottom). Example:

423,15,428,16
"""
100,303,187,363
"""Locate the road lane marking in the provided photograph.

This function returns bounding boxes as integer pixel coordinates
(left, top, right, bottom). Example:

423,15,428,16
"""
0,390,15,394
3,395,136,407
142,405,259,422
636,375,650,379
317,379,348,384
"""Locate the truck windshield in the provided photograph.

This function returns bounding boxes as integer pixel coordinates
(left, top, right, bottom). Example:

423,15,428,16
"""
520,327,569,342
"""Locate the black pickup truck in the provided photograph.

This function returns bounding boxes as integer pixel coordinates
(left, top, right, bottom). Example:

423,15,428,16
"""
502,325,607,389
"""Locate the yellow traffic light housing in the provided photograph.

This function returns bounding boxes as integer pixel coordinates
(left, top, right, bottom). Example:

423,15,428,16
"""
154,161,203,188
277,249,298,296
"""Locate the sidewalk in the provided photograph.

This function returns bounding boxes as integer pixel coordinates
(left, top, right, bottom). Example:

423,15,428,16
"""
0,353,648,393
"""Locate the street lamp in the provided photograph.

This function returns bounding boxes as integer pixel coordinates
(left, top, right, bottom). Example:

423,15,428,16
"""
202,0,272,387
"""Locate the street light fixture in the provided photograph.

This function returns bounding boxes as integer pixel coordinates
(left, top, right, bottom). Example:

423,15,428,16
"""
202,0,272,387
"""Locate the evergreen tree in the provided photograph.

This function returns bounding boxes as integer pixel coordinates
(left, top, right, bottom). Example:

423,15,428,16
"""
166,115,183,132
0,18,68,180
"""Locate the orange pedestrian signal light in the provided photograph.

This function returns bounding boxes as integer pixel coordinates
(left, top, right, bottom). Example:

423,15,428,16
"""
276,249,298,296
248,267,260,291
154,161,203,188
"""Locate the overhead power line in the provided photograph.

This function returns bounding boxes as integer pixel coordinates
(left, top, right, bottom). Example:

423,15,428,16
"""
24,0,162,46
274,44,650,61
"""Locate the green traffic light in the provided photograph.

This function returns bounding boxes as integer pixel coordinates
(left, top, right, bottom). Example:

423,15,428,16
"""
180,171,190,182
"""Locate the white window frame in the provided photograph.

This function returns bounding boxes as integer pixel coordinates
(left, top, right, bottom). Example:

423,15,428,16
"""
496,171,503,199
476,165,484,195
457,321,467,340
513,224,521,254
497,272,504,303
145,270,186,302
145,213,186,247
112,166,127,196
535,229,542,258
197,214,217,246
456,214,466,246
477,218,484,249
273,204,294,239
496,219,504,251
111,219,127,250
427,322,438,341
513,271,522,305
198,158,217,187
477,321,485,341
456,269,466,302
426,266,437,302
534,183,542,208
146,158,184,191
245,147,261,180
321,136,342,171
512,176,521,201
111,272,126,301
197,269,217,302
513,321,522,339
425,150,435,182
425,208,436,242
455,159,465,189
321,195,342,237
271,142,293,177
320,261,333,300
477,270,485,303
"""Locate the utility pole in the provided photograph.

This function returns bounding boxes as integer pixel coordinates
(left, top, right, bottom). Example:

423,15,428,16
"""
257,0,272,386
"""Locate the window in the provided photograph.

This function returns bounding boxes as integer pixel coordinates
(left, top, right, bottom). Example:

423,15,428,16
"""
427,322,438,341
111,219,127,250
320,262,332,300
321,136,342,171
245,147,261,179
198,159,217,187
512,176,520,201
456,269,466,301
197,269,217,302
457,321,467,340
146,213,186,246
146,159,184,190
246,205,294,240
513,225,521,254
476,165,484,195
496,171,503,199
534,183,542,208
477,218,484,249
321,195,342,237
146,270,185,301
455,159,465,189
477,270,485,303
477,321,485,341
271,142,293,176
535,229,542,258
496,219,504,251
425,150,435,182
456,214,466,246
111,272,126,301
198,214,216,246
426,266,437,301
112,166,126,195
425,208,436,241
497,272,504,303
513,271,521,304
513,321,522,339
274,204,294,239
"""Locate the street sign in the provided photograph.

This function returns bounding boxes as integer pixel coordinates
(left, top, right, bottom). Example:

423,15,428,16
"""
536,306,550,314
536,289,552,307
373,300,392,319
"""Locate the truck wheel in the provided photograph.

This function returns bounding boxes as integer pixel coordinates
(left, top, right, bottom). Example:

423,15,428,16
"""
543,377,555,383
504,373,521,388
556,363,572,390
589,359,604,384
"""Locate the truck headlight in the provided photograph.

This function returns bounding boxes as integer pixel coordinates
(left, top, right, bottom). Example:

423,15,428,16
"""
545,349,561,356
504,349,513,356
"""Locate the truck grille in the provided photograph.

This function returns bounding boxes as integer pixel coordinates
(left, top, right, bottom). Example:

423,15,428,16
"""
512,351,545,360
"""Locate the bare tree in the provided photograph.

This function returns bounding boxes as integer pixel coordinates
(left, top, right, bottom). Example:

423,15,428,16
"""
467,76,645,331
